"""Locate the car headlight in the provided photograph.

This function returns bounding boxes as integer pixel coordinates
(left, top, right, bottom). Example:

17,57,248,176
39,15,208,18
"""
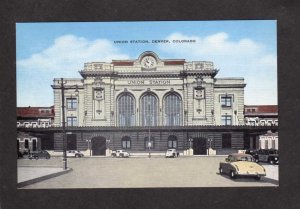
274,157,277,160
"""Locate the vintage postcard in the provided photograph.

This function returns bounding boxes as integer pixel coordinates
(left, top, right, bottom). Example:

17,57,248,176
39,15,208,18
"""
16,21,278,188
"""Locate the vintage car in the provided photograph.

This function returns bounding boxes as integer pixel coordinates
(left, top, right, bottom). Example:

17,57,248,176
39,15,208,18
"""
67,150,84,158
28,150,51,160
219,153,266,180
253,149,279,164
245,149,257,156
165,149,179,158
111,150,130,158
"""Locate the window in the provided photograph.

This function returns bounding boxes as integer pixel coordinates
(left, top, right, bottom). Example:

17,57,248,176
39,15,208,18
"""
24,139,29,149
141,94,158,126
32,138,37,151
67,98,77,109
274,120,278,126
144,137,155,149
267,120,273,126
67,117,77,126
118,93,135,126
221,96,232,107
221,115,232,125
260,120,266,126
265,140,269,149
167,135,177,148
164,93,182,126
222,133,231,148
272,140,276,149
121,136,131,149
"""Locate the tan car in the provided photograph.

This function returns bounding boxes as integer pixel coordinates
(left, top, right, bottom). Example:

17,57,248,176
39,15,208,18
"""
219,153,266,180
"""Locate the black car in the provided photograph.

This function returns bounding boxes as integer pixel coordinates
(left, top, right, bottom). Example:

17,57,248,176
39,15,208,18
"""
245,149,257,157
28,150,51,160
252,149,279,164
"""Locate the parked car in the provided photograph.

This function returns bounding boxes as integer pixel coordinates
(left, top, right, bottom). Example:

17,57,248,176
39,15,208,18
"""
245,149,257,156
19,148,29,155
111,150,130,158
165,149,179,158
253,149,279,164
67,150,84,158
219,153,266,180
28,150,51,160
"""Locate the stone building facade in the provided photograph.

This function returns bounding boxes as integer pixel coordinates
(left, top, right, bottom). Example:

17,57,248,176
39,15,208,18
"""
52,51,246,128
48,51,251,155
17,106,54,153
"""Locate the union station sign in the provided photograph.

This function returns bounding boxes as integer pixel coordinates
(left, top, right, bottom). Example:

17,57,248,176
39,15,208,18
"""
127,79,171,85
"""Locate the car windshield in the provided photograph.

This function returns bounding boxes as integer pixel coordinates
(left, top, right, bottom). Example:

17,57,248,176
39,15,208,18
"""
269,150,278,154
236,156,253,162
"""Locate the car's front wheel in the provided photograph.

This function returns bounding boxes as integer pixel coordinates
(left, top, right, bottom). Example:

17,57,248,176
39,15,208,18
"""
229,171,236,179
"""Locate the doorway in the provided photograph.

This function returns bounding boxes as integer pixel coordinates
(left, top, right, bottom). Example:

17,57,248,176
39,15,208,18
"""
193,137,207,155
91,137,106,156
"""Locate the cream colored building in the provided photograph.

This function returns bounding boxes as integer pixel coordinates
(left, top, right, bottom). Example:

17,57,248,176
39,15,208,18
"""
17,52,278,156
52,51,246,128
43,51,256,156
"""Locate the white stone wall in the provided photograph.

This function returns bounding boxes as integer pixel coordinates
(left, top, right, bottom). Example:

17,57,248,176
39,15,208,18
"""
53,52,245,127
259,135,278,149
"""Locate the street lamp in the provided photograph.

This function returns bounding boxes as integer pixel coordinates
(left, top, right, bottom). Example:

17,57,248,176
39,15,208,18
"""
58,78,79,170
148,102,151,158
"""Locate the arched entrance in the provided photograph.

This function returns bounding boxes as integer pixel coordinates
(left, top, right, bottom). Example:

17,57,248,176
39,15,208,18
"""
193,137,207,155
91,137,106,156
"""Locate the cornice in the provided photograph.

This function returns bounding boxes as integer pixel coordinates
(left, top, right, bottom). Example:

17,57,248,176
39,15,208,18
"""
79,69,218,79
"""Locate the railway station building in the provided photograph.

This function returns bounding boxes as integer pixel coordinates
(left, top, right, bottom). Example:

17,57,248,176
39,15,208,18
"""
18,51,278,156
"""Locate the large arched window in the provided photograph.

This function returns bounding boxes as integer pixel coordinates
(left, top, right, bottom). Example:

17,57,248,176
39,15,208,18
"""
140,93,158,126
118,93,136,126
164,93,182,126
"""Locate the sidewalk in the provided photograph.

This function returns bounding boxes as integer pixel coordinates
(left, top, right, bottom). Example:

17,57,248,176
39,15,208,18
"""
17,166,72,188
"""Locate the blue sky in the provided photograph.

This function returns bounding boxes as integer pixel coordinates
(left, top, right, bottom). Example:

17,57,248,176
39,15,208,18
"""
16,21,277,106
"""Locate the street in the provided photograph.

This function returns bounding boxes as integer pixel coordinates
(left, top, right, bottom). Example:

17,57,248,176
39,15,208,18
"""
18,156,278,189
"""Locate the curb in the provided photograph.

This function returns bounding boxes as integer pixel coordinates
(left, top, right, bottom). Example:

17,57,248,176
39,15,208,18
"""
17,168,72,188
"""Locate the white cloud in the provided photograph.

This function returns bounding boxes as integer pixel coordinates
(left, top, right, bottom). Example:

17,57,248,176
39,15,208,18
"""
159,32,277,105
17,34,129,74
17,34,130,106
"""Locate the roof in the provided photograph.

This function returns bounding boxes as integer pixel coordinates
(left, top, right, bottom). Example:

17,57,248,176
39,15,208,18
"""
17,106,54,118
244,105,278,116
262,131,278,136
